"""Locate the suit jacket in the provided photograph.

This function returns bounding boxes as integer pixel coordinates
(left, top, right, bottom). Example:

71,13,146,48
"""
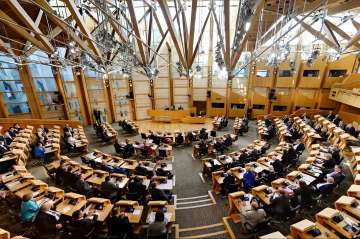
34,211,58,236
107,215,133,237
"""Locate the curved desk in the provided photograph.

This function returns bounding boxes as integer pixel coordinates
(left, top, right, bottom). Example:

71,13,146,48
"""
147,108,197,122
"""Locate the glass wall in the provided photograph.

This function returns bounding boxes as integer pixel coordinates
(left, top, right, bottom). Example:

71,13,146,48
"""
0,55,31,116
84,69,108,122
28,51,65,119
59,66,83,123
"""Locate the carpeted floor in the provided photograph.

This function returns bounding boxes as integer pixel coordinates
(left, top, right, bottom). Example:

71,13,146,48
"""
0,119,355,239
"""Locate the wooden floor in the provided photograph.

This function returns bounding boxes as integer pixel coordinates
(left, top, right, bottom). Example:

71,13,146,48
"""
135,119,214,133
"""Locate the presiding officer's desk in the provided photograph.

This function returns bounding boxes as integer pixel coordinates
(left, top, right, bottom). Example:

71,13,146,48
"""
147,108,196,122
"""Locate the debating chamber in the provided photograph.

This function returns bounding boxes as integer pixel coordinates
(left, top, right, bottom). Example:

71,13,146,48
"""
1,0,360,238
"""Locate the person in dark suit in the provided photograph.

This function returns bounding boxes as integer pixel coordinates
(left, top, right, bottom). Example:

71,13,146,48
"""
224,134,232,147
75,175,94,198
175,133,184,145
34,201,62,239
345,123,357,137
322,155,336,170
270,189,292,218
264,116,272,128
326,111,335,121
293,139,305,154
101,176,118,200
149,182,172,202
156,164,173,179
93,109,102,124
332,114,341,126
69,209,98,239
128,176,146,199
221,172,236,196
135,162,149,176
55,160,67,185
107,207,133,238
0,141,9,157
272,157,283,175
63,166,80,188
326,165,344,184
113,138,123,155
295,180,314,207
316,176,335,195
124,139,134,158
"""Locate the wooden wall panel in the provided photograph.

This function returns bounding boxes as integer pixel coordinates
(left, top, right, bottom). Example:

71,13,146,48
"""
293,89,317,110
298,58,327,88
270,88,292,115
317,89,338,110
323,54,357,88
275,60,300,88
133,72,151,120
251,87,269,117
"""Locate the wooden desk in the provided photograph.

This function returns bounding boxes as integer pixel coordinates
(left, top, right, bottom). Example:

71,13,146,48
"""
347,184,360,200
0,166,27,184
115,200,144,224
153,177,173,191
212,171,224,194
316,207,360,239
56,192,87,217
110,173,129,189
84,197,113,222
79,165,93,179
259,231,287,239
15,180,48,199
120,160,139,172
146,201,175,224
227,191,247,223
86,170,109,187
147,108,196,122
290,219,340,239
287,171,316,186
335,196,360,220
252,185,273,205
5,174,34,192
36,186,64,206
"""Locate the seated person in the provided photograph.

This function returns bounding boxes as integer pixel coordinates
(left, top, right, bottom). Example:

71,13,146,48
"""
221,171,236,196
322,155,336,170
293,139,305,154
55,160,67,185
332,114,341,126
270,189,292,219
21,192,40,222
67,135,78,147
156,163,173,179
148,210,168,238
123,139,134,158
224,134,232,147
198,140,208,156
243,168,256,192
33,142,45,159
214,140,225,154
113,138,123,155
175,133,184,145
345,123,357,137
326,165,344,184
240,201,267,233
319,128,328,142
63,124,73,137
294,180,314,207
107,207,133,238
135,162,149,176
316,176,335,195
128,176,146,199
34,201,62,239
3,130,13,145
8,128,17,138
75,175,94,198
0,140,9,157
101,176,118,200
149,182,172,202
326,111,335,121
271,157,283,175
63,166,80,188
69,209,98,238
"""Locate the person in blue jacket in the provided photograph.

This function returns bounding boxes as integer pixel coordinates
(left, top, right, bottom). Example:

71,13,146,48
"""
21,192,40,222
33,142,45,160
243,167,256,192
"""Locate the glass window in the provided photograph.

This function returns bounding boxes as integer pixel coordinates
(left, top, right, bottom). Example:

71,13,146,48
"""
0,55,31,115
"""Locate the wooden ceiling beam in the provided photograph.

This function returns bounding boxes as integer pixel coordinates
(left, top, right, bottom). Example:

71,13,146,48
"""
179,0,189,66
323,20,340,48
293,17,340,51
25,26,63,56
33,0,98,61
344,30,360,51
147,9,153,60
189,8,211,67
351,19,360,31
7,0,54,53
63,0,103,63
231,0,264,70
157,0,187,68
187,0,198,66
324,19,360,49
0,38,16,58
224,0,230,70
23,9,43,52
126,0,147,66
0,9,48,52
